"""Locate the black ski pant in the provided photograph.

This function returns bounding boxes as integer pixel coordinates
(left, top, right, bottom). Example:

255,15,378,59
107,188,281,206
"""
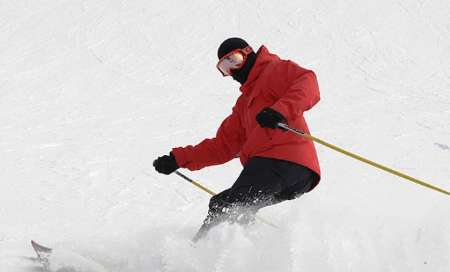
193,156,317,241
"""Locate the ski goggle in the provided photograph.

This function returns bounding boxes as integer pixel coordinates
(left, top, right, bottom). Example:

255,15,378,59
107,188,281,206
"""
216,46,253,76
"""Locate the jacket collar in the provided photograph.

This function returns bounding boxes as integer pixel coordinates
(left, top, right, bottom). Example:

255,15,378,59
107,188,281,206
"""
239,46,280,94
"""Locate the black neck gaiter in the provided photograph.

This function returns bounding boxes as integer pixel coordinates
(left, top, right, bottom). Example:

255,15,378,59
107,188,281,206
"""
231,52,257,85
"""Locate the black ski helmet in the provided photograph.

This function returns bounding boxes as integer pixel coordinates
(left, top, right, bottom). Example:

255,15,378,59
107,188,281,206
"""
217,37,250,59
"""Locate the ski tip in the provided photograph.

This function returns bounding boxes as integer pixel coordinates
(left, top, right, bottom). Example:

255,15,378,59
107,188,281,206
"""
31,240,52,253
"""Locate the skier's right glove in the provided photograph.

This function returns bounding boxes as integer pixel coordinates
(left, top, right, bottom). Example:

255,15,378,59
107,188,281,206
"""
153,152,179,175
256,108,287,129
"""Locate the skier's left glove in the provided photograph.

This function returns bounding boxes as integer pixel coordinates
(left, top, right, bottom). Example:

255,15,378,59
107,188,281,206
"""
256,108,287,129
153,152,179,175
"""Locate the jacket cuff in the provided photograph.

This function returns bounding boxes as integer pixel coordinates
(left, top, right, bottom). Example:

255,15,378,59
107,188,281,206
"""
270,104,290,123
171,147,189,168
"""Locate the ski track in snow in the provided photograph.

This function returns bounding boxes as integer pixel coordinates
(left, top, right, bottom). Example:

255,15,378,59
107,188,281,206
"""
1,0,449,271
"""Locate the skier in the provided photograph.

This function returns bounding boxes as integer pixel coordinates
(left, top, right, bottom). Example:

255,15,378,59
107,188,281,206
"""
153,37,321,241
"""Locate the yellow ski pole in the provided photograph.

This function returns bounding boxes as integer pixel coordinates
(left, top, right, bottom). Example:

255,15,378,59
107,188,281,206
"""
175,171,216,196
174,171,279,228
278,123,450,197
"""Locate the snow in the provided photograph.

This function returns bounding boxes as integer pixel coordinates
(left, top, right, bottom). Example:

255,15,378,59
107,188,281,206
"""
1,0,449,271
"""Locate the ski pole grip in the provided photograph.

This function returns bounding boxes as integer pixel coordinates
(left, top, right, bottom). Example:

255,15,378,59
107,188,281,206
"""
277,123,305,135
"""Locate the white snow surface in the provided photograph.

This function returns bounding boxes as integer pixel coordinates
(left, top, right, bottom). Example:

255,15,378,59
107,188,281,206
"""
1,0,449,271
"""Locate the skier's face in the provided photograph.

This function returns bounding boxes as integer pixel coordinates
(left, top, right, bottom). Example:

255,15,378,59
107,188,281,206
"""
216,46,253,77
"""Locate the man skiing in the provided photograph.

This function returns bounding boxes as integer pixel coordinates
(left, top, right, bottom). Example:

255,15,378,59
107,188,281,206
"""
153,37,321,241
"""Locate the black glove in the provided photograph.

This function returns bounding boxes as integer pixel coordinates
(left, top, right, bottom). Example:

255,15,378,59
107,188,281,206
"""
256,108,287,129
153,152,179,175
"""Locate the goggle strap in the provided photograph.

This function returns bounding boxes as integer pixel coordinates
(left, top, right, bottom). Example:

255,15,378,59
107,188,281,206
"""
242,46,253,54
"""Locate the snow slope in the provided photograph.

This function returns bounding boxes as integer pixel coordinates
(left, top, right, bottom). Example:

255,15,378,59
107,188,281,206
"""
1,0,449,271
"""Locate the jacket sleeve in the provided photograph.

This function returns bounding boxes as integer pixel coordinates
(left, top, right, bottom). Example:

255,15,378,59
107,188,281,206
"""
171,105,245,171
270,60,320,121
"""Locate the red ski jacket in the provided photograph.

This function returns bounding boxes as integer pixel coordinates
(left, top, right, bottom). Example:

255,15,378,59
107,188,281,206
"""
172,46,321,190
